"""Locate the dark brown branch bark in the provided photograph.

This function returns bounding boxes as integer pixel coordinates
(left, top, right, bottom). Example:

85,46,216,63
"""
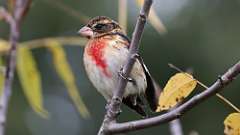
0,1,30,135
97,0,153,135
106,61,240,134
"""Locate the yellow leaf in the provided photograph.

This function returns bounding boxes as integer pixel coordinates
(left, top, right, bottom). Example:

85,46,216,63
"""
136,0,167,34
17,47,48,118
156,73,197,112
224,113,240,135
46,40,90,118
0,39,10,53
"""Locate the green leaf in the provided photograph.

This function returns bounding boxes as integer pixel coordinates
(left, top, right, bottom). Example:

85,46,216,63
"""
46,40,90,118
17,47,48,118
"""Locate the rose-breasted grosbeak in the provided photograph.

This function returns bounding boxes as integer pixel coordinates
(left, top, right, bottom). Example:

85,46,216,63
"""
78,16,159,116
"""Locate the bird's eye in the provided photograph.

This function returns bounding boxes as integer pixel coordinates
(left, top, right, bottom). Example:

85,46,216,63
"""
93,24,107,30
92,23,113,33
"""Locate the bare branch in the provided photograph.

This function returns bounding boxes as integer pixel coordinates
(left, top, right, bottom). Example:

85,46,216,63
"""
169,119,183,135
97,0,153,135
0,7,19,135
106,61,240,134
168,67,194,135
0,0,31,135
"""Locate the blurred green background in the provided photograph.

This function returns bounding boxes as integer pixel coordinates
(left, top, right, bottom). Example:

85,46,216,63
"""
0,0,240,135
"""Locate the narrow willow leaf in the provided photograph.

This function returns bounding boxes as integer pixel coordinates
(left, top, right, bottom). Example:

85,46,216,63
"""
136,0,167,34
23,37,87,50
118,0,127,31
46,40,90,118
1,37,87,54
224,113,240,135
156,73,197,112
17,47,48,118
0,39,10,53
0,57,5,96
148,9,167,34
7,0,16,14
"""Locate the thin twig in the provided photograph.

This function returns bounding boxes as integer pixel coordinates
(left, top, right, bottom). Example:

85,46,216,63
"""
169,119,183,135
0,0,30,135
105,61,240,134
0,7,18,135
168,105,183,135
97,0,153,135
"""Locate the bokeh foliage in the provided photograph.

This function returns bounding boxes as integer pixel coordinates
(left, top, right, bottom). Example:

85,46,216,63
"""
0,0,240,135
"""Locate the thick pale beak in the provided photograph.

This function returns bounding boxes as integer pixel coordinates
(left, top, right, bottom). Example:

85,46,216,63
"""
78,26,93,38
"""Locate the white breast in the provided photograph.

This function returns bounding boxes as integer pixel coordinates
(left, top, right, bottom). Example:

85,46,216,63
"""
83,38,147,100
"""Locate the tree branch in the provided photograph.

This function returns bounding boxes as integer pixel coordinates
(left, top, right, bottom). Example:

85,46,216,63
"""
167,68,194,135
0,1,30,135
97,0,153,135
106,61,240,134
96,0,240,134
169,119,183,135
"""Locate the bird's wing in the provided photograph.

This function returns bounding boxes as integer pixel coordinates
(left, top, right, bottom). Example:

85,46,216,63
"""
136,56,161,111
112,32,161,112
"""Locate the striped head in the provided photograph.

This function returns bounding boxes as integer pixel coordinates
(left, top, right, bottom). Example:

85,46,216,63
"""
78,16,125,39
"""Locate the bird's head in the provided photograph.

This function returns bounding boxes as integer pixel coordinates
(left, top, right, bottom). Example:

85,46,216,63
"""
78,16,124,39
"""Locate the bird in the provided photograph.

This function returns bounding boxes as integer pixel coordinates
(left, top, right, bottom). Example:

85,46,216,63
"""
78,16,160,117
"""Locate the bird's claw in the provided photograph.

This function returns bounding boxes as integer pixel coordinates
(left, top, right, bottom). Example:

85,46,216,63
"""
118,67,135,84
132,53,141,59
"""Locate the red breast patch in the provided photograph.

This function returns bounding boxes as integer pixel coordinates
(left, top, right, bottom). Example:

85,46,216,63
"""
87,39,111,77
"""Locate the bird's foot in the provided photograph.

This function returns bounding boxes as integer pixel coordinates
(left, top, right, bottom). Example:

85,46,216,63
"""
131,53,141,59
118,66,136,85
